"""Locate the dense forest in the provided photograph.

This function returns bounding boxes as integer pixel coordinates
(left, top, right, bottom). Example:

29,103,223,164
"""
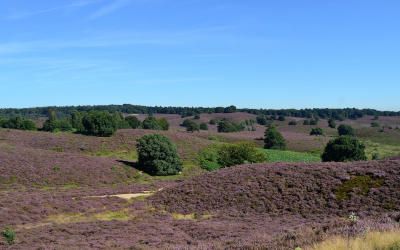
0,104,399,120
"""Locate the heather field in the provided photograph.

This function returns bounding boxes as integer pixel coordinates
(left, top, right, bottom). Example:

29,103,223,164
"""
1,112,400,249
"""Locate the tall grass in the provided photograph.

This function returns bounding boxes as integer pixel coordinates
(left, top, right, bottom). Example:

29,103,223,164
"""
309,230,400,250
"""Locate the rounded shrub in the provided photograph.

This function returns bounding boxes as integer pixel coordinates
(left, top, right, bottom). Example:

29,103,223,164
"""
321,136,367,162
288,120,297,126
310,127,324,136
264,126,286,150
199,123,208,130
136,134,182,176
338,124,355,136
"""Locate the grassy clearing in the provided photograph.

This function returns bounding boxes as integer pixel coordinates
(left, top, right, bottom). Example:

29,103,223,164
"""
309,230,400,250
46,209,133,224
363,140,400,159
262,149,321,163
92,149,138,161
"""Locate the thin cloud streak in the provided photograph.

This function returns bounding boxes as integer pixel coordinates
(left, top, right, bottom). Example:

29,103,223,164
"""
0,26,238,55
89,0,133,19
5,0,101,20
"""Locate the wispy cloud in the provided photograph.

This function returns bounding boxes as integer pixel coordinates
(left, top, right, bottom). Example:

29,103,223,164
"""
5,0,100,20
0,26,236,55
89,0,133,19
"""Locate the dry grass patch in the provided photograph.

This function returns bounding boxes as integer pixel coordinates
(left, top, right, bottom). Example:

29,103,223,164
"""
309,230,400,250
46,209,134,224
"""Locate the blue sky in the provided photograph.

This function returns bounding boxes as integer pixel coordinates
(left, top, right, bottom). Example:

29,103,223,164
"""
0,0,399,110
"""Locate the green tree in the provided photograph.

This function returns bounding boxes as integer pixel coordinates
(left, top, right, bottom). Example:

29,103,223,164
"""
71,111,84,131
142,117,161,130
158,118,169,131
321,136,367,162
256,115,268,125
183,120,199,132
3,117,36,131
223,105,237,113
81,111,117,137
125,116,141,129
137,134,182,176
264,126,286,150
338,124,355,136
328,119,336,129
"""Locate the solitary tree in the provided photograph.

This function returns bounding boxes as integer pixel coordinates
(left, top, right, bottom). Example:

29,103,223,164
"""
136,134,182,176
338,124,355,136
264,126,286,150
328,119,336,129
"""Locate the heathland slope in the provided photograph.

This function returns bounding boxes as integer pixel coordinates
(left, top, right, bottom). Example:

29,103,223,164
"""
153,160,400,217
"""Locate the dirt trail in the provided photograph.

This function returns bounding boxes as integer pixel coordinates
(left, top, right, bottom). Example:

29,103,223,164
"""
83,188,164,200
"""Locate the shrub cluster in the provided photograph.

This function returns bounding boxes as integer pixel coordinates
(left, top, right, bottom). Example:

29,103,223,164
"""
310,127,324,136
136,134,182,176
0,117,36,131
181,119,199,132
199,142,266,171
81,111,118,137
42,117,73,132
322,136,367,162
217,120,245,133
142,117,169,130
125,116,141,129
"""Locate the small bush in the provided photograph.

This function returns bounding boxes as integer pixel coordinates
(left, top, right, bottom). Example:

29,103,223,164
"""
328,118,336,128
371,122,380,128
2,227,15,245
335,175,384,201
310,127,324,136
338,124,355,136
264,126,286,150
194,114,200,120
278,115,286,121
137,134,182,176
309,119,319,125
209,119,217,125
256,115,268,125
288,120,297,126
199,123,208,130
199,142,266,171
321,136,367,162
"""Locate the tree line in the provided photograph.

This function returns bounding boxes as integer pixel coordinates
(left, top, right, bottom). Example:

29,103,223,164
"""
1,104,398,120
